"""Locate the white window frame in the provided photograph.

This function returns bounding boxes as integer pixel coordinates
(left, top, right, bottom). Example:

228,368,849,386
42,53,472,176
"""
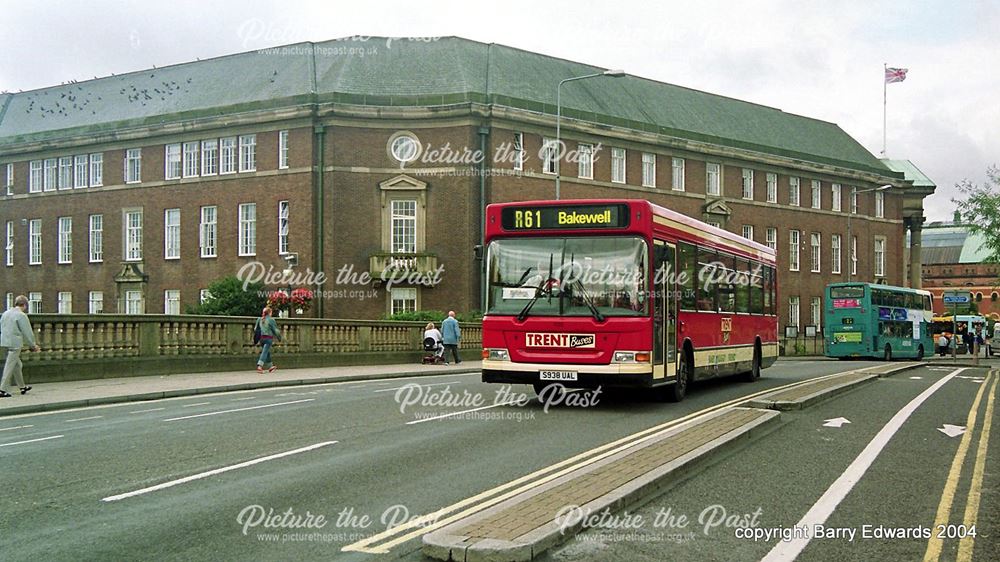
220,137,237,175
278,130,289,169
238,134,256,172
390,287,418,316
811,297,822,331
183,141,199,178
810,232,821,273
30,160,42,193
201,139,218,176
5,221,13,266
789,296,800,329
43,158,57,191
165,144,182,180
765,227,777,251
29,219,42,265
123,209,143,261
200,206,217,258
513,132,524,171
831,234,842,274
766,173,777,203
874,236,886,278
851,236,858,275
5,293,12,310
811,179,821,209
199,289,211,304
278,201,290,255
541,137,557,175
706,162,721,196
125,148,142,184
742,168,754,200
89,153,103,187
164,208,180,260
875,191,885,218
789,229,800,272
789,177,800,206
390,200,417,254
74,155,88,188
238,203,257,256
125,290,144,315
58,156,73,190
578,143,594,179
642,153,656,188
28,292,42,314
671,157,685,191
742,225,754,241
58,216,72,264
164,290,181,315
832,183,842,212
611,147,626,184
58,292,72,314
88,291,104,314
5,163,12,195
851,188,858,214
89,214,103,263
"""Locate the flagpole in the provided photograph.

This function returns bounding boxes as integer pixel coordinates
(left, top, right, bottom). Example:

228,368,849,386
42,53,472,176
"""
882,63,887,157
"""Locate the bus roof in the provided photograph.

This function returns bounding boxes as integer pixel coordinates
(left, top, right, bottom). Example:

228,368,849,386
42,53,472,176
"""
827,282,931,297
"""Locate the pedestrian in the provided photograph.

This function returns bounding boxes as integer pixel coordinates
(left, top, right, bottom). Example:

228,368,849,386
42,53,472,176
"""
937,333,950,357
254,307,282,374
424,322,444,361
964,329,974,356
0,295,40,398
441,310,461,365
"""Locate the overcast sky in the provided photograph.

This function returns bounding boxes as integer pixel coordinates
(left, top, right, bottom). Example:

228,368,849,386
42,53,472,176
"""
2,0,997,222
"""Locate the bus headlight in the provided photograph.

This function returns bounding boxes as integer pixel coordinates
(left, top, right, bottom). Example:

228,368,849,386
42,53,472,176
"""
613,351,651,364
483,348,510,361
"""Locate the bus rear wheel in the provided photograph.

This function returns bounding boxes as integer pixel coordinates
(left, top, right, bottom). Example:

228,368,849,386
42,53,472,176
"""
742,345,761,382
917,345,925,361
884,345,893,361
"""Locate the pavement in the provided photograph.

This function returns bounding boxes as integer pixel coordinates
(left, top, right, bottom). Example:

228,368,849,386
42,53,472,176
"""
0,360,483,417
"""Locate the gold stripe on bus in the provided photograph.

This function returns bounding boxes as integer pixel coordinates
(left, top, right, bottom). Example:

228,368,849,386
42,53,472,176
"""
653,215,773,262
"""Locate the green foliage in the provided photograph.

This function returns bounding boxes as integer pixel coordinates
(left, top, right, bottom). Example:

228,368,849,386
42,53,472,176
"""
185,276,268,317
953,165,1000,264
384,309,484,323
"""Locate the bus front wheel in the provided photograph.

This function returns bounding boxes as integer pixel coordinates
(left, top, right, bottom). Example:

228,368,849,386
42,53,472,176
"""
742,344,762,382
665,353,690,402
884,345,893,362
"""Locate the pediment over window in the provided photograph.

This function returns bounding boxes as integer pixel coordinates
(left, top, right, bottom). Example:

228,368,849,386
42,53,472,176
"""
379,174,427,192
703,200,733,217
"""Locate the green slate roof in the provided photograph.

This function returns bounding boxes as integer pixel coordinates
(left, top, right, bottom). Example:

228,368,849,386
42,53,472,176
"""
0,37,898,178
880,159,936,188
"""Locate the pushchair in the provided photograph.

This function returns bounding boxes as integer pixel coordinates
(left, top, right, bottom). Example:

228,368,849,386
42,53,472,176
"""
422,337,445,365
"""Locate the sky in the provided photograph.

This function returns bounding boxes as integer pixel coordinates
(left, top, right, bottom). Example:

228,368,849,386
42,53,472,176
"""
2,0,997,223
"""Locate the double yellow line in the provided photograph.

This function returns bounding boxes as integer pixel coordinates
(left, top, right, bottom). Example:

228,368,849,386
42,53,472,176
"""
923,370,997,562
342,369,863,555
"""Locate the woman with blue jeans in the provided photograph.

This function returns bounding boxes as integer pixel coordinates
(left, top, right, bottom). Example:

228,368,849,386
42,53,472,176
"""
255,307,282,373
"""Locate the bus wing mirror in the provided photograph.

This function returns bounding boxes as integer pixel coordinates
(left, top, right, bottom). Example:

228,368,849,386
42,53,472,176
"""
473,245,484,260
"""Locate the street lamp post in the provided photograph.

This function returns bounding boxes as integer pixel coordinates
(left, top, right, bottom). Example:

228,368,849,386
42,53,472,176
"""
846,185,891,282
555,69,626,200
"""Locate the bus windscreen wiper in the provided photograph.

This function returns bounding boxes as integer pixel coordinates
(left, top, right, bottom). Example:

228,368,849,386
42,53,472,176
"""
517,254,553,322
568,277,605,322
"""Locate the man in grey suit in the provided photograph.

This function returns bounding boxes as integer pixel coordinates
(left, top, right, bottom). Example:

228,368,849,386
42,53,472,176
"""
1,295,40,398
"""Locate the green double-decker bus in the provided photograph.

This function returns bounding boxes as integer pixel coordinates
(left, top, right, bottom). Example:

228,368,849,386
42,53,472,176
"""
824,282,934,360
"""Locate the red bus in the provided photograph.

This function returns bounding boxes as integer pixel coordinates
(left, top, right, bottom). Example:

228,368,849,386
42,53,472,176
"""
481,199,778,401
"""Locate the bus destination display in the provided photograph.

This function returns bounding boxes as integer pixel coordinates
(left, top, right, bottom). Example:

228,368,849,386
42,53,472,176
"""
501,204,629,231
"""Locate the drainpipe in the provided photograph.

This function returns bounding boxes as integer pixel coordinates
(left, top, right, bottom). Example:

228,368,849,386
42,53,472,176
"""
478,125,490,311
314,124,325,318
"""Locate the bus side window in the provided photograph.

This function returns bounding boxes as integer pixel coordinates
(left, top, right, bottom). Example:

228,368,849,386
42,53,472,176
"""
750,261,764,314
678,242,698,310
697,247,717,311
735,258,750,314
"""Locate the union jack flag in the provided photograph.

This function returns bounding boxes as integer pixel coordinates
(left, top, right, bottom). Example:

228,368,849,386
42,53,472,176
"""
885,67,908,84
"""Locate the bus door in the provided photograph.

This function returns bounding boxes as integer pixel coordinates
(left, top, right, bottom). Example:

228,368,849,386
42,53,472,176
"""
653,241,678,380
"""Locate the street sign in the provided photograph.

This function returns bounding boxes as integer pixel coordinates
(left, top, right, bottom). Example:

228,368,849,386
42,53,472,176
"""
942,291,971,304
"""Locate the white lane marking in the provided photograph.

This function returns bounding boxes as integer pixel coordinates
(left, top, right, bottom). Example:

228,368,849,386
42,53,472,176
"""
130,408,166,414
232,397,257,401
65,416,103,422
374,381,459,394
405,399,526,425
163,399,314,422
181,402,213,408
0,424,34,432
101,441,338,502
761,367,966,562
0,435,64,447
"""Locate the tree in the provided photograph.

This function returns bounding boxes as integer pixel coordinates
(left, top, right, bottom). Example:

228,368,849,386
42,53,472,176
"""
186,276,268,316
953,165,1000,263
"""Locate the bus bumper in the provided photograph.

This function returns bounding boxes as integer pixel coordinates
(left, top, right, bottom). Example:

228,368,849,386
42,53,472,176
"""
481,360,656,388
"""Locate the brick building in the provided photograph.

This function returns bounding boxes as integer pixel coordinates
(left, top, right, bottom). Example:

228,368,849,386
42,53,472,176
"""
920,221,1000,319
0,37,933,330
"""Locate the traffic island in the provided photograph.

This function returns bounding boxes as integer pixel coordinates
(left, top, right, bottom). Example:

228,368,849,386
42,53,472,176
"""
422,407,779,562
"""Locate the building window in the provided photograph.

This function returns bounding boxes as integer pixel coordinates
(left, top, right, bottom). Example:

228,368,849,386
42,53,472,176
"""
5,293,11,310
810,233,821,273
30,160,42,193
5,221,13,266
28,292,42,314
706,163,721,196
29,219,42,265
513,132,524,171
874,237,886,278
220,137,237,174
164,209,180,259
811,180,821,209
390,287,417,315
831,234,842,274
742,225,754,241
165,144,182,180
671,157,685,191
200,289,211,304
164,290,181,315
125,290,144,315
58,216,72,264
124,210,143,261
391,200,417,254
766,173,777,203
611,148,626,184
851,236,858,275
279,130,289,169
89,153,103,187
182,142,199,178
541,138,557,174
642,153,656,187
766,227,777,251
789,229,800,272
125,148,142,184
58,292,72,314
278,201,290,255
789,177,800,206
789,296,800,329
875,191,885,218
811,297,822,331
832,183,842,212
74,155,88,188
43,158,57,191
850,188,858,214
5,163,13,195
239,203,257,256
742,169,754,200
200,206,217,258
58,156,73,190
89,291,103,314
578,143,593,179
239,134,256,172
202,139,218,176
89,214,103,263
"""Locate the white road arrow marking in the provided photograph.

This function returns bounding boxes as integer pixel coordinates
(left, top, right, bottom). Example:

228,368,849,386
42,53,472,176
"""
823,417,851,428
938,424,966,438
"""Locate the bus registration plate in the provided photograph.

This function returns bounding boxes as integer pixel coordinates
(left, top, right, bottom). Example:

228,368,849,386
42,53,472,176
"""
540,370,578,381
